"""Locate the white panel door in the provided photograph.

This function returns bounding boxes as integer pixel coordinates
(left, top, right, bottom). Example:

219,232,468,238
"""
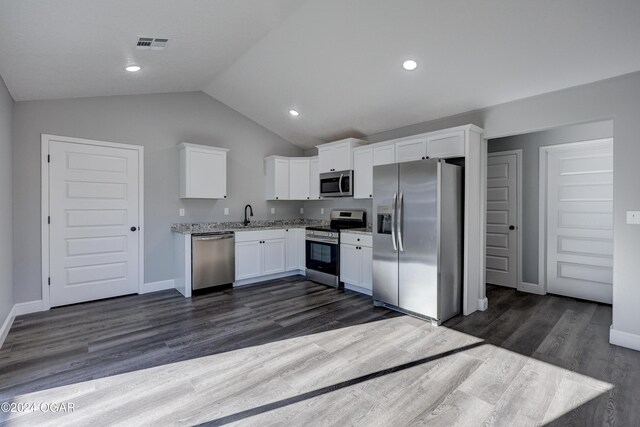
486,153,518,288
545,140,613,303
262,238,286,275
49,141,140,307
353,148,373,199
289,159,310,200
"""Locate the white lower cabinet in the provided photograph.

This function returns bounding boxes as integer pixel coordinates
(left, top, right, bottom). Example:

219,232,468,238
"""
340,232,373,293
235,230,286,281
236,228,305,284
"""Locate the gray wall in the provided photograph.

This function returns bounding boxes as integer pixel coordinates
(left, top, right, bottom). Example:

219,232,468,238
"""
0,76,14,323
488,120,613,284
12,92,303,303
345,70,640,339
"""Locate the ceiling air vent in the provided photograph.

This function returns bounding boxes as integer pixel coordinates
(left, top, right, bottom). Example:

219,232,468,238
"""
136,37,169,50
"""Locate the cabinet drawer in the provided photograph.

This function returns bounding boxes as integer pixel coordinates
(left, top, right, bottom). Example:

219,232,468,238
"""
340,232,372,247
235,229,286,242
426,130,465,159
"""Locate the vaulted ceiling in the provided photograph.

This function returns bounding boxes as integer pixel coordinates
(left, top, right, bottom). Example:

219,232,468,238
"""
2,0,640,148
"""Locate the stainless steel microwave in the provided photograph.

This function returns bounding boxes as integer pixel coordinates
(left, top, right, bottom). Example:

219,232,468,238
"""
319,170,353,197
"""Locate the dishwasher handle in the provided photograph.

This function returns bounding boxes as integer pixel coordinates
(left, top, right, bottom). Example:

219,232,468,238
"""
192,234,234,241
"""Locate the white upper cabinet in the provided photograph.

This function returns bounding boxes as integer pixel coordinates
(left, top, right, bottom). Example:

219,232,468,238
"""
309,156,320,200
353,147,373,199
373,143,395,165
426,130,466,159
289,158,310,200
317,138,364,173
395,137,428,163
265,156,290,200
179,143,229,199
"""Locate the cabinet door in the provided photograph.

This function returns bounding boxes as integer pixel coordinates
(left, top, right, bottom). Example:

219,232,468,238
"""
235,241,261,280
332,143,353,171
318,147,333,173
426,130,465,159
285,230,298,271
262,238,286,275
353,148,373,199
184,148,227,198
274,158,290,200
360,246,373,290
309,157,320,199
373,145,395,166
395,138,427,163
289,159,310,200
340,244,361,286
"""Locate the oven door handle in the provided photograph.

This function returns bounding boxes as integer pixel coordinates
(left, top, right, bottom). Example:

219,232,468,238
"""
339,174,344,196
306,237,338,244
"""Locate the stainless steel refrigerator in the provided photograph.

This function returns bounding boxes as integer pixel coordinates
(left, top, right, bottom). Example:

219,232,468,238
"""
372,158,462,325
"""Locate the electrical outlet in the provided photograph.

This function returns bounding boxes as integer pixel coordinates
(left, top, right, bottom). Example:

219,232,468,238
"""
271,207,276,214
224,208,229,216
179,208,185,217
627,211,640,224
320,208,325,215
300,207,304,214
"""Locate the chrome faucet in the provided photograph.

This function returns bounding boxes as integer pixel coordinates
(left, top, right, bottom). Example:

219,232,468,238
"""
243,204,254,226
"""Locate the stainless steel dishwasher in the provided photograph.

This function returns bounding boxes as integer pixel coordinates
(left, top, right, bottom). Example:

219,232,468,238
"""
192,232,235,290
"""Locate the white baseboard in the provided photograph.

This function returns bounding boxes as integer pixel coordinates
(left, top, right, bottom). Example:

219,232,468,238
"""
234,271,303,287
478,297,488,311
15,300,45,316
520,282,545,295
142,279,175,294
610,326,640,352
344,283,372,296
0,305,16,350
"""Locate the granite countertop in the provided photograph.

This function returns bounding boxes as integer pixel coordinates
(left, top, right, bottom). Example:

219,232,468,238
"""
341,227,372,236
171,219,328,235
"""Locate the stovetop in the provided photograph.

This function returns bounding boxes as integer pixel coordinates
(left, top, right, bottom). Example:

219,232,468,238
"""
306,225,356,232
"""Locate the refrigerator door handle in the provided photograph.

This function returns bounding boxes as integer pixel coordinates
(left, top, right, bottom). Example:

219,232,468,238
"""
339,174,344,195
398,191,404,252
391,192,398,251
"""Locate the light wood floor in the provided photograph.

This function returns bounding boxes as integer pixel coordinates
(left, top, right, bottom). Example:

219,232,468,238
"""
1,277,639,426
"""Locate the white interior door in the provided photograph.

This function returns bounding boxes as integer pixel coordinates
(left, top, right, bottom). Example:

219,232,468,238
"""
486,152,519,288
49,140,141,307
544,139,613,303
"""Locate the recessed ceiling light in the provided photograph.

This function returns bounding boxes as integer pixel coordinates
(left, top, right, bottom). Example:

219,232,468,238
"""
289,109,300,117
402,60,417,71
125,65,141,72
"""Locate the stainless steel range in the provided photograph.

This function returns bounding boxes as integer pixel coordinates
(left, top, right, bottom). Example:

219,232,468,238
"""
306,210,366,288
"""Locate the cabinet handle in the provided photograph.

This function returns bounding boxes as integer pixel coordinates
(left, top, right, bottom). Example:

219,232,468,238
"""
421,156,426,160
224,195,227,198
276,197,279,200
369,194,372,198
357,238,360,241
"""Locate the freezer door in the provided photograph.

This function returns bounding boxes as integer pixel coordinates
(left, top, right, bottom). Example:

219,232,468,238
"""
398,159,439,318
372,163,399,306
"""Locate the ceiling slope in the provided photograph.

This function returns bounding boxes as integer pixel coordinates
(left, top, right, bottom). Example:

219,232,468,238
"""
203,0,640,148
0,0,302,101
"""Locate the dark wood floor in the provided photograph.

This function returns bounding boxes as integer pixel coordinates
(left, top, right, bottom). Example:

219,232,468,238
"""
0,277,638,426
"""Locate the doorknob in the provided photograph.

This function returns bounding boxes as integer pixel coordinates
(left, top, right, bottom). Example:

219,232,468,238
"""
508,225,515,231
130,226,138,232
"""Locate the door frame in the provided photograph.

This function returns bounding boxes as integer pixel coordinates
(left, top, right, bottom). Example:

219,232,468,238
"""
538,138,613,296
41,134,145,310
487,149,523,292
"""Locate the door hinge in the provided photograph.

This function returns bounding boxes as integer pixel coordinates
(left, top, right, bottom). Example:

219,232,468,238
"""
48,216,50,224
48,277,51,286
47,154,50,163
